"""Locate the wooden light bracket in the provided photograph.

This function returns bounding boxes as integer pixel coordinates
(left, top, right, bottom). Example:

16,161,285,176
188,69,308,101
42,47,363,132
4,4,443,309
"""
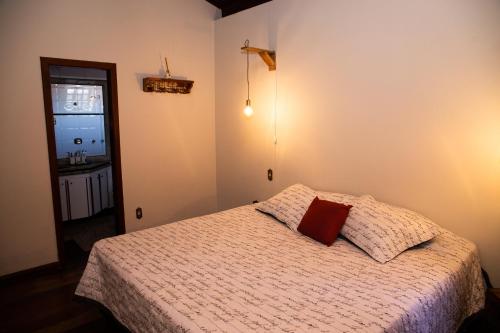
241,46,276,71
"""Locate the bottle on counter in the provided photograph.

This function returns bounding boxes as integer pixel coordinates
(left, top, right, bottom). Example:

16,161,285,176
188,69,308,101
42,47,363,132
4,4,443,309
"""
69,152,75,165
81,150,87,164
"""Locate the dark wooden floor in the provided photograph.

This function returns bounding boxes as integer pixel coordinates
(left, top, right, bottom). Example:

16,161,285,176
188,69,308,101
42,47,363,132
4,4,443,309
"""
1,243,499,333
0,241,127,333
458,288,500,333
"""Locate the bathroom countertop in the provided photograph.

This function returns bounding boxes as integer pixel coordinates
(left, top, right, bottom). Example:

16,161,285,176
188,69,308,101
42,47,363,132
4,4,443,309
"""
58,161,111,176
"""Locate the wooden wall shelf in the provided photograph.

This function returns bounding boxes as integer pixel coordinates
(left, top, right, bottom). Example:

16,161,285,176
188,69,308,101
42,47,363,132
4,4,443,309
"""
143,77,194,94
241,46,276,71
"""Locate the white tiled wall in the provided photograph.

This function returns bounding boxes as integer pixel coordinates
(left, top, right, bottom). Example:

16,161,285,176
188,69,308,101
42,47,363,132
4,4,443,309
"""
51,84,106,158
54,115,106,158
51,84,103,114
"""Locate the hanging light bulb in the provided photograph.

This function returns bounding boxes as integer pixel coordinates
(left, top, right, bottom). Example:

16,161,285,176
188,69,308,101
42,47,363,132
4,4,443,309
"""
244,99,253,117
243,39,253,117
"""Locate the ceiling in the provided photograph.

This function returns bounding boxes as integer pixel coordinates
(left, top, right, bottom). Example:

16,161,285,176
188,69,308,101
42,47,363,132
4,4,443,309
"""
206,0,272,17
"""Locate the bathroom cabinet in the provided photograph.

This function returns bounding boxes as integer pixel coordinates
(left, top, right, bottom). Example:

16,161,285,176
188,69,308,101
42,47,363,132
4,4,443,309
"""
90,167,109,214
59,165,112,221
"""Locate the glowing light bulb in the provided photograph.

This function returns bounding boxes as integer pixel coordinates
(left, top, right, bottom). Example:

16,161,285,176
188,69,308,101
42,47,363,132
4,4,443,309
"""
244,105,254,117
244,99,253,117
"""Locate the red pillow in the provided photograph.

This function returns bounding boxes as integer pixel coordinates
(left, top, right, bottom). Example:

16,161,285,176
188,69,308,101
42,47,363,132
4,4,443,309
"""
297,196,352,246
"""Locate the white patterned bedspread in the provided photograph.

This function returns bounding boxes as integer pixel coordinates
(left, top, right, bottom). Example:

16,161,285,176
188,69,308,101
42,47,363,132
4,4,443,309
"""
75,205,484,333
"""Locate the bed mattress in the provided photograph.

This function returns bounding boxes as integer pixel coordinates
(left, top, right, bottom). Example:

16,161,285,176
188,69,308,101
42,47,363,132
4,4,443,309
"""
76,205,484,333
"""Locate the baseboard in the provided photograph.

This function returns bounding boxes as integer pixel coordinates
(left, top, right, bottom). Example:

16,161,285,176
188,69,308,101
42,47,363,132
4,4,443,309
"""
0,261,60,284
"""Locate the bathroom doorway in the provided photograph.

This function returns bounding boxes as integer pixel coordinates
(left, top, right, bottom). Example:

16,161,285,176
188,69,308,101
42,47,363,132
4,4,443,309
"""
40,58,125,265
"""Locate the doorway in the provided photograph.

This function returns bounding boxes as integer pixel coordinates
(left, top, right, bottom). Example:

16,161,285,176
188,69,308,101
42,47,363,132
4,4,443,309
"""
40,58,125,266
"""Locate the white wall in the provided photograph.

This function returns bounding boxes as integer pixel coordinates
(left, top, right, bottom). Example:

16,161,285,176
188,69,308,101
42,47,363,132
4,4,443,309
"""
215,0,500,285
2,0,500,287
0,0,218,276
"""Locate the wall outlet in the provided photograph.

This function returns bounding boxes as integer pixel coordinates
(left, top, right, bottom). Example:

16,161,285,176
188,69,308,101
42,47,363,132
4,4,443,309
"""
267,169,273,181
136,207,143,220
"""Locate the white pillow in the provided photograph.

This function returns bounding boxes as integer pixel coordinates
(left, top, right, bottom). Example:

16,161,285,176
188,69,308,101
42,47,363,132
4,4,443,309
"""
341,195,441,263
255,184,316,231
317,191,358,206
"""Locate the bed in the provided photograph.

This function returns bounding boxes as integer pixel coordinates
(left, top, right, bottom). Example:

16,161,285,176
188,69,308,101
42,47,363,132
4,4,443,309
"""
76,204,484,333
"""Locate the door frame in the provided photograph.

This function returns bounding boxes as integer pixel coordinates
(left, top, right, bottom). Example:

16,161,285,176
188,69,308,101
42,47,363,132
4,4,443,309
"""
40,57,126,265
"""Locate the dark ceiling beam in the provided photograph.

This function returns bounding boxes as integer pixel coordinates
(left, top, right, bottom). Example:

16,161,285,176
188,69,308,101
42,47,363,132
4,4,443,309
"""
206,0,225,9
206,0,272,17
